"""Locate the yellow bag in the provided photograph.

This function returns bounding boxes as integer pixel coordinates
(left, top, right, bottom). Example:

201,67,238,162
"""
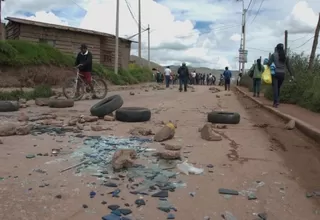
262,65,272,84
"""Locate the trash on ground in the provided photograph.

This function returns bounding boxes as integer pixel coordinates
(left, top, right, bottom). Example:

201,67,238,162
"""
200,123,222,141
177,160,204,175
218,188,239,195
222,211,237,220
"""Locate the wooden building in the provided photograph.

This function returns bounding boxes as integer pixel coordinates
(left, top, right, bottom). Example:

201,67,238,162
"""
5,17,134,69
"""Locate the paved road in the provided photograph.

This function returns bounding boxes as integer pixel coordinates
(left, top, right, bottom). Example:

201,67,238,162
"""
0,84,320,220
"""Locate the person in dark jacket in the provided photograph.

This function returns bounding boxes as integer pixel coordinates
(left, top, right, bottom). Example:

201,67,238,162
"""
177,62,189,92
75,44,95,97
222,67,232,91
268,43,294,108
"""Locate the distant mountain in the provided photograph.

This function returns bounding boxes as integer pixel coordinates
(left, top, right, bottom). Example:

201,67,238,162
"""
130,55,239,78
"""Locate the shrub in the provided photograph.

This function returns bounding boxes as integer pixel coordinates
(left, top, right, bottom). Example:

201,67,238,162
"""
264,52,320,112
0,40,154,85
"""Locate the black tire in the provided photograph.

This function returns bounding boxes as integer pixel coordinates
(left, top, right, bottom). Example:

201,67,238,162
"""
62,77,85,101
48,99,75,108
92,76,108,99
207,111,240,124
0,101,20,112
115,107,151,122
90,95,123,117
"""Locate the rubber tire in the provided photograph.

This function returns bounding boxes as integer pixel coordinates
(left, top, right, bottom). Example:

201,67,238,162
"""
115,107,151,122
207,111,240,124
90,95,123,117
0,101,20,112
48,99,75,108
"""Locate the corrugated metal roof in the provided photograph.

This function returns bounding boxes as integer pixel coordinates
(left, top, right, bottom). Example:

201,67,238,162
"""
5,17,136,43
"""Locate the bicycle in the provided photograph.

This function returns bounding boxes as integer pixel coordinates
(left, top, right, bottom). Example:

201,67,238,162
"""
62,67,108,101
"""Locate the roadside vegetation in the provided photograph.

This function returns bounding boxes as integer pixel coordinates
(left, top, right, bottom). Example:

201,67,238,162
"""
240,52,320,113
0,40,153,100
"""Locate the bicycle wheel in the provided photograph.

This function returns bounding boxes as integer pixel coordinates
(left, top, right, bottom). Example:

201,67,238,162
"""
62,77,85,101
92,76,108,99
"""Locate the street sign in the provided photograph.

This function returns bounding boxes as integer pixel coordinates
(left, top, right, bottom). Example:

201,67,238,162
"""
238,49,248,63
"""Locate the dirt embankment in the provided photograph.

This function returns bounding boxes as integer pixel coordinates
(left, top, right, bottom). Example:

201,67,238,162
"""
0,65,74,88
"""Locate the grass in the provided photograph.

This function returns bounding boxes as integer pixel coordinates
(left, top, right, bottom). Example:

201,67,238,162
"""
0,40,153,85
0,85,54,100
241,51,320,113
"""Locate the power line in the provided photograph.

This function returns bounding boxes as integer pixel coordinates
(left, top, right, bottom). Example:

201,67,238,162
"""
125,0,146,30
247,0,254,10
251,0,265,24
289,34,312,42
291,36,314,49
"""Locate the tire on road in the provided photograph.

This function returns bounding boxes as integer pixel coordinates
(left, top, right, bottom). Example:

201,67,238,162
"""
0,101,20,112
115,107,151,122
90,95,123,117
207,111,240,124
48,99,75,108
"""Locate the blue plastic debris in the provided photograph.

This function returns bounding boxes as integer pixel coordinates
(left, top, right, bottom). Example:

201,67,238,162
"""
167,213,175,219
101,214,121,220
90,191,96,198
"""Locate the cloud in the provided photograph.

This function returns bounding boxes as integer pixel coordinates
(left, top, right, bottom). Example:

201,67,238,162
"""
2,0,320,70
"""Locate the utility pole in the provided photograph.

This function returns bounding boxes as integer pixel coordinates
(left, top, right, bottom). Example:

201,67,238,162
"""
147,24,150,68
242,9,247,73
284,30,288,55
114,0,120,74
138,0,142,64
309,13,320,70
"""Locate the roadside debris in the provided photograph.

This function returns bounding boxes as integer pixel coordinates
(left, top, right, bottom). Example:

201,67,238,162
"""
104,115,115,121
112,149,137,171
218,188,239,195
129,127,154,136
177,160,203,175
154,121,176,142
285,119,295,130
0,123,33,136
200,123,222,141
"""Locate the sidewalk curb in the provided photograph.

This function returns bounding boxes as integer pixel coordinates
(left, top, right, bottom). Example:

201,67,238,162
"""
236,86,320,143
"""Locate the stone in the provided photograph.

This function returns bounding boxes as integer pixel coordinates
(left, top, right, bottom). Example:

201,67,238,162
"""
200,124,222,141
216,95,220,98
218,188,239,195
112,149,137,171
0,123,17,136
258,212,267,220
207,164,214,168
40,120,63,127
91,124,111,131
26,154,36,159
167,213,175,219
68,118,78,126
18,113,29,122
111,210,122,216
29,114,57,122
19,98,27,104
248,192,257,200
104,182,118,187
102,214,121,220
118,208,132,215
145,89,149,92
104,115,115,121
135,199,146,207
15,124,32,135
76,123,84,130
19,104,28,108
129,127,154,136
164,143,182,151
285,119,295,130
83,115,99,122
152,190,168,198
214,124,227,129
35,98,50,106
108,204,120,210
156,150,181,160
130,92,135,95
82,204,88,208
101,201,107,205
55,194,62,199
0,139,3,144
154,124,175,142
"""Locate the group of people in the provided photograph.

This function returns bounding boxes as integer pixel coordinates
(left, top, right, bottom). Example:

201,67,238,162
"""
154,65,233,92
248,43,294,108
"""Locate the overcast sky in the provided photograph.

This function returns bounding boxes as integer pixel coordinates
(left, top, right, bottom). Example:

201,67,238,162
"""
2,0,320,69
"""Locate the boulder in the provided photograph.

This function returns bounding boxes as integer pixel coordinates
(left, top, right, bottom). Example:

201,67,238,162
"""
200,123,222,141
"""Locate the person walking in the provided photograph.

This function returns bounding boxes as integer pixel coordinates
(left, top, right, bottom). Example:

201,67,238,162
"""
164,66,172,88
249,59,265,97
177,62,189,92
268,43,294,108
222,67,232,91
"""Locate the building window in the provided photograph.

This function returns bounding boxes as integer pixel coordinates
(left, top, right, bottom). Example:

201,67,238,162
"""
39,38,56,47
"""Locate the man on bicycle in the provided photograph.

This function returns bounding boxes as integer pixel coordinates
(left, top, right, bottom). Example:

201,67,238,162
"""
75,44,96,98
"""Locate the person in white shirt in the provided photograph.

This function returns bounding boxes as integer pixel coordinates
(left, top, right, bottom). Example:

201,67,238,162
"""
191,71,196,85
164,66,172,88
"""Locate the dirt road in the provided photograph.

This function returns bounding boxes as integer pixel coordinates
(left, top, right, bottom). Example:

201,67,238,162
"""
1,85,320,220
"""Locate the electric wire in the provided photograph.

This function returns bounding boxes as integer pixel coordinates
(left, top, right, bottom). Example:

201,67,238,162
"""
251,0,265,24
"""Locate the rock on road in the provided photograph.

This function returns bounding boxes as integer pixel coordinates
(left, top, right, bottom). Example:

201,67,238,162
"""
0,84,320,220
